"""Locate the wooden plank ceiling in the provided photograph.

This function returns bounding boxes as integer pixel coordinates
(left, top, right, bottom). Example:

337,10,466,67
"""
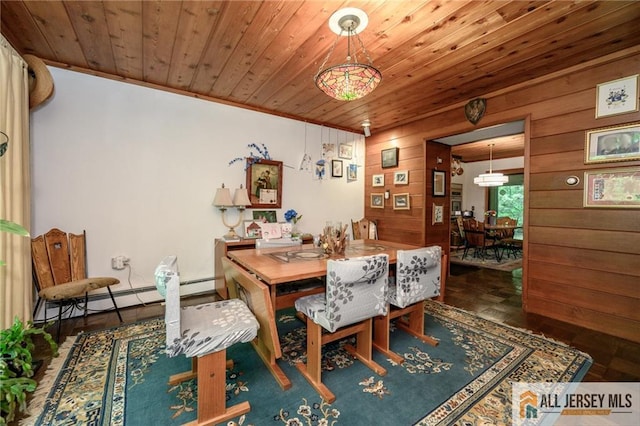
3,1,640,161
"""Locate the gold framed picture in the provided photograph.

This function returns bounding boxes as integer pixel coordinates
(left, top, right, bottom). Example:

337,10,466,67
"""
246,159,283,208
371,193,384,208
583,167,640,208
584,122,640,164
393,193,410,210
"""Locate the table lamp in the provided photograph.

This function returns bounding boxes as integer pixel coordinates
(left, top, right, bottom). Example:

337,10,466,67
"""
213,184,251,240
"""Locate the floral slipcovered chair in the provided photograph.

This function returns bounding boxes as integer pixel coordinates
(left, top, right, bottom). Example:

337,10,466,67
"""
294,254,389,403
373,246,442,364
155,256,259,425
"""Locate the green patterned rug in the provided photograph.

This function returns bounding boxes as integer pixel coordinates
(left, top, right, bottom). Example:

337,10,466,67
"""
22,301,591,425
450,250,522,272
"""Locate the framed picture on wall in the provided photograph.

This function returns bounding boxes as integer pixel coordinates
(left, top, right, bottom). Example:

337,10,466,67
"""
381,147,399,168
338,143,353,159
595,74,639,118
331,159,343,177
584,122,640,164
583,167,640,208
394,170,409,185
371,193,384,208
246,159,282,208
432,203,444,224
252,210,277,223
393,193,410,210
433,170,446,196
372,174,385,187
347,164,357,181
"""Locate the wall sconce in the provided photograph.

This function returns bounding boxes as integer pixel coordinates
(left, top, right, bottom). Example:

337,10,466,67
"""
385,189,390,199
212,183,251,240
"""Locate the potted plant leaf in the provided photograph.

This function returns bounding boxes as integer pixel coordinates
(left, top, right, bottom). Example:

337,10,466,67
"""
0,317,58,424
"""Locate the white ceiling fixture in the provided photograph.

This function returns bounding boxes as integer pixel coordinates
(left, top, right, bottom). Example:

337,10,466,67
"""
473,144,509,187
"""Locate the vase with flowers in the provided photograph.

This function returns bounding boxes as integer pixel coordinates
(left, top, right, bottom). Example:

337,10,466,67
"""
484,210,497,225
284,209,302,237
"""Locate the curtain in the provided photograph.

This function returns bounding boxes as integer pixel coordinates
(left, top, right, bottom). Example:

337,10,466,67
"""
0,34,31,329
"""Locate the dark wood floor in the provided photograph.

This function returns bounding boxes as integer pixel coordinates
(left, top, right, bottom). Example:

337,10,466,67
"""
34,263,640,384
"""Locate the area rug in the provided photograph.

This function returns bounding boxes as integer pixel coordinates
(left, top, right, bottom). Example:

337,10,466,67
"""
22,301,591,425
450,250,522,272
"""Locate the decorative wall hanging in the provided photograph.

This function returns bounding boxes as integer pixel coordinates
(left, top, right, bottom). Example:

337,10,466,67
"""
372,174,384,187
381,147,398,168
451,155,464,176
464,98,486,125
315,159,326,180
229,143,271,169
432,203,444,224
583,167,640,208
596,74,639,118
584,122,640,164
246,159,283,208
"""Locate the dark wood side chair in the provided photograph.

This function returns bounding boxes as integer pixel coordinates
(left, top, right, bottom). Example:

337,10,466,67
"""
31,228,122,341
462,219,499,261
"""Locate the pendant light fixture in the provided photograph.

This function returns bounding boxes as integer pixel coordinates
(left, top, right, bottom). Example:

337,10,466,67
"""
315,8,381,101
473,144,509,187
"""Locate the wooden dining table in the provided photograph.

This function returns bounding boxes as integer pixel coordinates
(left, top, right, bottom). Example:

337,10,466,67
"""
223,239,447,390
227,239,421,313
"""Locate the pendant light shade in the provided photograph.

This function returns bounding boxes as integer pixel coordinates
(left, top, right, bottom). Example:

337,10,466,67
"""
474,144,508,187
315,8,381,101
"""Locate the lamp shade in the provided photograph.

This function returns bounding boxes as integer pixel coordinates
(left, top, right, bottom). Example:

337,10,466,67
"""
233,187,251,207
315,63,381,101
213,187,233,207
473,173,509,187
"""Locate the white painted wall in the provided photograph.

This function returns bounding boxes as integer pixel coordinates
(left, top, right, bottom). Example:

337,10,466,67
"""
31,68,364,315
450,156,524,216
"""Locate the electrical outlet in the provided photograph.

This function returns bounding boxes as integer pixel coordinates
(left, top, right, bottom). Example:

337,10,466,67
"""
111,255,129,270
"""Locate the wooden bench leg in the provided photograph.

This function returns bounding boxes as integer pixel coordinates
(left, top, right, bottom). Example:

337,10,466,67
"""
295,318,336,403
373,314,405,364
170,350,250,426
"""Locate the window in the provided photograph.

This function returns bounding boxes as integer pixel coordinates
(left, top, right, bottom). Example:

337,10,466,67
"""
489,173,524,238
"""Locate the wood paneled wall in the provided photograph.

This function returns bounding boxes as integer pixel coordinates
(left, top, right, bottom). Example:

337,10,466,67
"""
365,46,640,343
